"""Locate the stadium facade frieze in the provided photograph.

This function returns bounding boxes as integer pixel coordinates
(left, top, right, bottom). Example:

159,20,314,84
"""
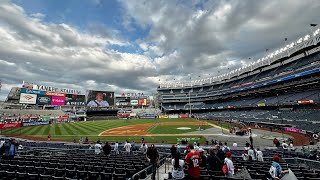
37,85,82,94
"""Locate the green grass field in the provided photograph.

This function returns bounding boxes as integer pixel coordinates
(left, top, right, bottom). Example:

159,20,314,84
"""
0,118,212,143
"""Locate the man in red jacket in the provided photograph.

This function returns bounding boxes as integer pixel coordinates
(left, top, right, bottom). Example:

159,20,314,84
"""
185,144,202,180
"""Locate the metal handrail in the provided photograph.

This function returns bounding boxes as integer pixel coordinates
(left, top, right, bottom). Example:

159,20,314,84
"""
131,153,168,180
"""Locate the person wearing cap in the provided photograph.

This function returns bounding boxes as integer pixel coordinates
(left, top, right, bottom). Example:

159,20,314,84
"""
198,148,207,168
147,144,160,180
269,156,289,179
224,152,235,178
185,144,202,180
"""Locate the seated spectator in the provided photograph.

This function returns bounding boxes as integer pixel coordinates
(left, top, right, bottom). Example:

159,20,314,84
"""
248,145,257,161
207,149,222,172
269,156,289,179
282,142,289,150
140,143,148,154
94,140,102,155
222,142,230,153
171,153,185,179
256,148,264,162
103,141,111,156
242,150,249,161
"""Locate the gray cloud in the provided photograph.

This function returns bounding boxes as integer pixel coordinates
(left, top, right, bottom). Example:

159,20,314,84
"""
0,0,319,100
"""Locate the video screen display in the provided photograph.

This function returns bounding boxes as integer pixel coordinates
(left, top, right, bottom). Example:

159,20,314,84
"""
86,90,114,107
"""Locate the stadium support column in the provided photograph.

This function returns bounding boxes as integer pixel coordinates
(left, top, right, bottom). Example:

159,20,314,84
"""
189,91,191,116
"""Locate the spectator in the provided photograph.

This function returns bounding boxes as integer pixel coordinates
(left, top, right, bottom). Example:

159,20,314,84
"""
94,140,102,155
222,142,230,153
185,144,201,180
249,135,253,145
199,148,207,168
224,152,235,178
245,141,250,150
257,148,264,162
282,142,289,150
176,143,181,153
216,145,225,162
47,134,51,141
146,144,160,180
193,142,199,152
242,150,249,161
124,140,131,154
170,144,177,158
269,156,289,179
131,141,135,152
4,139,18,160
141,143,148,154
85,137,89,143
114,141,119,155
103,142,111,156
232,142,238,147
171,153,185,179
0,139,6,159
248,145,257,161
207,148,222,172
79,137,83,144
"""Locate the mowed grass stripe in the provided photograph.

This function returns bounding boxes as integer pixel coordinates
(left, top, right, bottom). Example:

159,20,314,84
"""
25,125,47,135
43,124,52,135
61,123,76,135
54,124,62,135
74,123,105,133
67,123,91,135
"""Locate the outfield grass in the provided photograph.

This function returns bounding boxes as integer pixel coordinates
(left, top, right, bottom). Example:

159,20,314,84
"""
0,118,210,143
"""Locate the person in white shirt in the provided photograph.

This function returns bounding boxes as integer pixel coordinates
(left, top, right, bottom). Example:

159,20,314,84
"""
171,153,185,179
114,142,119,154
94,141,102,155
222,142,230,153
224,152,235,178
248,145,257,161
242,150,249,161
87,92,110,107
282,142,288,150
256,148,264,162
140,143,148,154
124,140,131,153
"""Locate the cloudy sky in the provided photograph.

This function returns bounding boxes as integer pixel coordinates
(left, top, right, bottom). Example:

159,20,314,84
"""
0,0,319,100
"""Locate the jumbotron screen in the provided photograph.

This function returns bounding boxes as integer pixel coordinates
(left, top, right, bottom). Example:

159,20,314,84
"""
86,90,115,107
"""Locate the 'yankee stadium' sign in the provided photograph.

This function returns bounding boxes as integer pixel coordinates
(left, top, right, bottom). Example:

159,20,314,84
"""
36,85,82,94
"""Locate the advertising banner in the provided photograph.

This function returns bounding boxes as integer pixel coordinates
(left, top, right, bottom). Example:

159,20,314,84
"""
283,127,301,133
0,122,22,129
59,115,69,119
86,90,114,107
21,88,45,95
45,91,66,97
65,94,86,106
139,115,156,119
41,116,51,120
298,100,314,104
51,96,65,105
179,114,189,118
169,114,179,118
130,100,138,106
159,115,169,119
138,99,147,106
36,95,52,105
19,93,37,104
23,121,50,127
257,103,266,107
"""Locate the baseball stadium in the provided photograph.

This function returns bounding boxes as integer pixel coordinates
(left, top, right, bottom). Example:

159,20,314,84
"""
1,1,320,180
